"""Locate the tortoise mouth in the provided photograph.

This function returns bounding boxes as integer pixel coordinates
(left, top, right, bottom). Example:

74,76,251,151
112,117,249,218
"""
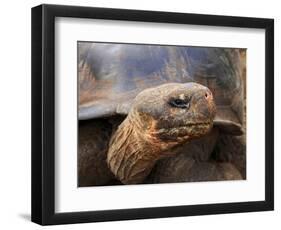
153,121,213,140
168,121,212,130
183,121,212,127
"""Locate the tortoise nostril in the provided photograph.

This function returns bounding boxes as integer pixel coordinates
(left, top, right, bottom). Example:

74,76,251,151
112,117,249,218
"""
205,92,209,99
204,91,213,101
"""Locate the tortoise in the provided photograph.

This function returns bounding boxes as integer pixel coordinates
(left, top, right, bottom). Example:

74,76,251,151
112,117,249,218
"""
78,42,245,186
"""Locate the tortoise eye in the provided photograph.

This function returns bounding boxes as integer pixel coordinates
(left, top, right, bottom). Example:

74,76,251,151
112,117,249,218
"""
169,98,189,109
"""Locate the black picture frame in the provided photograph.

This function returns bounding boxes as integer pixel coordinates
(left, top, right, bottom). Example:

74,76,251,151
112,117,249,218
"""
31,4,274,225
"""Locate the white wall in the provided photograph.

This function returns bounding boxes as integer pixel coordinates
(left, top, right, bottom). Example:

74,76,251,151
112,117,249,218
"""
0,0,279,229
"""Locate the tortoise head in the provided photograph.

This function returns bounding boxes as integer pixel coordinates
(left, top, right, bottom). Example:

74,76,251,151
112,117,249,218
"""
128,82,216,148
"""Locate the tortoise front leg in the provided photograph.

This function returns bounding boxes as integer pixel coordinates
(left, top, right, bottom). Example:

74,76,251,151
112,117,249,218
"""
146,128,243,183
147,156,242,184
78,119,117,187
212,133,246,179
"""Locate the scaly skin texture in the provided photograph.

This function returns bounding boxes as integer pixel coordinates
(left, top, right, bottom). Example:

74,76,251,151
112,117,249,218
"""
146,130,243,183
213,132,246,179
148,157,242,183
146,128,219,183
78,119,118,186
107,83,216,184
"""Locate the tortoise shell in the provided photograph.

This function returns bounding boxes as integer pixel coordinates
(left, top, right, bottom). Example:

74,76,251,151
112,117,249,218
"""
78,42,245,135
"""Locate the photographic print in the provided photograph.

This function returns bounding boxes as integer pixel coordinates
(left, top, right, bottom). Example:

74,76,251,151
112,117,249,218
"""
32,4,273,224
78,42,246,187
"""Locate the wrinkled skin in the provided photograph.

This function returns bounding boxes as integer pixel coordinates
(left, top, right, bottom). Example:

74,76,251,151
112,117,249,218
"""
107,82,216,184
145,97,247,183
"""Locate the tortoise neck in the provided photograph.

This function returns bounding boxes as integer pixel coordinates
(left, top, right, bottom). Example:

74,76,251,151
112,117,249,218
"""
107,116,162,184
